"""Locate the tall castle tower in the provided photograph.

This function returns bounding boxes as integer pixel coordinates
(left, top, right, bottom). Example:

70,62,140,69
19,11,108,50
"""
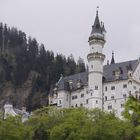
88,8,106,109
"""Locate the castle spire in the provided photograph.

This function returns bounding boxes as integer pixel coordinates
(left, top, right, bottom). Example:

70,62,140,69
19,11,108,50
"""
96,6,99,16
111,51,115,64
90,6,102,35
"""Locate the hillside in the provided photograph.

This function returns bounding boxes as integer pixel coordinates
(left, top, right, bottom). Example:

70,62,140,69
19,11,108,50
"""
0,23,86,111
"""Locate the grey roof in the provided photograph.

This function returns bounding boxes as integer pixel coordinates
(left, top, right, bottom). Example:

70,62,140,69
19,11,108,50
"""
57,71,88,91
14,108,30,117
56,60,139,91
102,23,106,33
103,60,139,82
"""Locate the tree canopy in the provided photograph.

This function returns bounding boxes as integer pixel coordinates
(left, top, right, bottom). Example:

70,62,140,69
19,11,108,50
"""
1,100,140,140
27,107,135,140
123,96,140,139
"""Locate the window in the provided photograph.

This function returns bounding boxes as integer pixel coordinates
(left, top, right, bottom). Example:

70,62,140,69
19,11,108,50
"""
66,95,68,101
123,94,127,98
119,67,123,74
128,80,132,85
133,86,137,90
91,93,93,96
95,86,98,90
129,91,131,96
123,84,127,88
72,95,78,100
112,71,115,75
80,103,83,107
111,86,115,90
77,81,81,88
91,65,93,69
111,96,114,100
108,105,112,110
105,86,107,91
96,100,98,104
59,100,62,104
121,103,124,108
105,96,107,101
75,104,78,107
54,92,58,98
86,99,89,104
81,94,84,98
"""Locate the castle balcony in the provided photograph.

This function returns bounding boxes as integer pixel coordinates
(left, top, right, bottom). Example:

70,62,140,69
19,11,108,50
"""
89,34,105,45
87,52,105,61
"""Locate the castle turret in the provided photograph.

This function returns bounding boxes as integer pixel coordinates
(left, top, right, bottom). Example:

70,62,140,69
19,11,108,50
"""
88,8,106,109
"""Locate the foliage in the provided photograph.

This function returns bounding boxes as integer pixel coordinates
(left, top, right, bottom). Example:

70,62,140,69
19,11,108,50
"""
0,116,33,140
28,107,134,140
0,107,138,140
123,96,140,139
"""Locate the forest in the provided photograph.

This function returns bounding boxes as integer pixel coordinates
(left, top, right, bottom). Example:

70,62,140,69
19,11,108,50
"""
0,23,85,111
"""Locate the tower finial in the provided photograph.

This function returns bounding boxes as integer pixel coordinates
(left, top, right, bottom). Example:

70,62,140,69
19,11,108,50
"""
96,6,99,16
112,51,114,56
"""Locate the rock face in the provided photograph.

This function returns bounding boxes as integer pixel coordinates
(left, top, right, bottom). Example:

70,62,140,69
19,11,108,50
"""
0,78,48,111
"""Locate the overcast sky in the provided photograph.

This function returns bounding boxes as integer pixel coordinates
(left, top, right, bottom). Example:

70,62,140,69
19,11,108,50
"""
0,0,140,64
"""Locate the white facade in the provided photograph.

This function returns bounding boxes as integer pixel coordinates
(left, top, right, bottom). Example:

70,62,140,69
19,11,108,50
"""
4,103,30,122
49,11,140,117
4,104,17,119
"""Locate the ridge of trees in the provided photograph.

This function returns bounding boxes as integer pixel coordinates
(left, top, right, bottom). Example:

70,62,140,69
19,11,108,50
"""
0,23,86,111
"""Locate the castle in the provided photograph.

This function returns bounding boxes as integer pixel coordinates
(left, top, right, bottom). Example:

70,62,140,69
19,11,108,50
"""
49,9,140,117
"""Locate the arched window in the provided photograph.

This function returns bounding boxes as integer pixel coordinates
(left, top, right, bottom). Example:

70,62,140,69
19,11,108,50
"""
128,80,132,85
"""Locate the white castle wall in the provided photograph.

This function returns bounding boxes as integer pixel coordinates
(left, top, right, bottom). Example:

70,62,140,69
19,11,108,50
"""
90,44,103,53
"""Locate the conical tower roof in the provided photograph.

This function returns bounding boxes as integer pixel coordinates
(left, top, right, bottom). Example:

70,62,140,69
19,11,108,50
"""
91,9,102,35
102,23,106,33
